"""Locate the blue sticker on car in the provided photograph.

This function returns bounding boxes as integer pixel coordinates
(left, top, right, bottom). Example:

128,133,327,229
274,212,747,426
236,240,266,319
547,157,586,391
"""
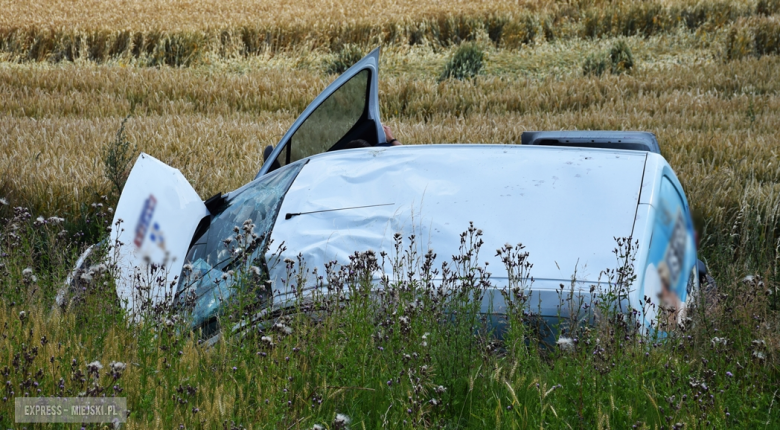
133,195,157,248
644,177,696,326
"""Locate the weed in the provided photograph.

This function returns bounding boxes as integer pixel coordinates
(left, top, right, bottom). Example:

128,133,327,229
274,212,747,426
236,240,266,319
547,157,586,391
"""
609,40,634,74
582,40,634,76
101,115,136,197
439,42,483,81
582,52,608,77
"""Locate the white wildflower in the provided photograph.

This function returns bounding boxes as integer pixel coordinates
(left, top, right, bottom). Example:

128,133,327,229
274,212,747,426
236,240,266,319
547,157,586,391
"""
87,361,103,372
22,267,33,277
311,425,325,430
48,216,64,224
109,361,126,372
752,339,766,348
556,337,575,352
435,385,446,394
80,272,93,282
35,216,45,224
0,197,7,205
273,323,293,335
753,351,766,361
711,337,728,347
333,413,350,428
18,311,26,320
261,336,274,346
250,266,262,276
182,263,193,272
90,263,107,273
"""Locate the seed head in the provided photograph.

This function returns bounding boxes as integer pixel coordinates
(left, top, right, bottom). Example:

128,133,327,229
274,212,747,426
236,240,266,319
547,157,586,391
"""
711,337,728,347
87,361,103,377
273,323,293,335
557,337,575,352
333,413,350,429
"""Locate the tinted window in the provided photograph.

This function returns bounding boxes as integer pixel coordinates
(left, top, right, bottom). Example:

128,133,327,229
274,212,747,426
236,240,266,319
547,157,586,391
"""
280,70,369,166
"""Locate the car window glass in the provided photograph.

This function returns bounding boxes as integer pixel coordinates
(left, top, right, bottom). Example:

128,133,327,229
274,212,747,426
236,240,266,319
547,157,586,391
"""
280,69,369,166
176,160,306,330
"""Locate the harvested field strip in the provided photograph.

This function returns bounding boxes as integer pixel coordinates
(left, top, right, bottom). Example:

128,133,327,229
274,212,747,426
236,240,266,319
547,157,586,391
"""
1,0,779,64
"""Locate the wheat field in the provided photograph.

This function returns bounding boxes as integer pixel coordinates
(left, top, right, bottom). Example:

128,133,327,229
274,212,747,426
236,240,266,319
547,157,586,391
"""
3,41,780,262
1,0,780,428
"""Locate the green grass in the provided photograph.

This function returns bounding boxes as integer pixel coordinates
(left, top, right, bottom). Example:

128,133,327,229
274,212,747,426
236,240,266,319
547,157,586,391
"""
0,202,778,428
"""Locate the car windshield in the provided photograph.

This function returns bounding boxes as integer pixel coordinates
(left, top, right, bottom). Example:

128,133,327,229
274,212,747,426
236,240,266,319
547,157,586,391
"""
175,160,305,332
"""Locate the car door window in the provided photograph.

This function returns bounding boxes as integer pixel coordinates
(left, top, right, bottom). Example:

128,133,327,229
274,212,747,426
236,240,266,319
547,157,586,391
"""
278,70,370,166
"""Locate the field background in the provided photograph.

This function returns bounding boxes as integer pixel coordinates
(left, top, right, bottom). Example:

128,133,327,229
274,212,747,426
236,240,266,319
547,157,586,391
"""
1,0,780,428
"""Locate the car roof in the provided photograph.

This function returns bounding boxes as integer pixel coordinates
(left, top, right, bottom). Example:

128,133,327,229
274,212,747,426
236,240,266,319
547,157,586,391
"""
267,144,649,285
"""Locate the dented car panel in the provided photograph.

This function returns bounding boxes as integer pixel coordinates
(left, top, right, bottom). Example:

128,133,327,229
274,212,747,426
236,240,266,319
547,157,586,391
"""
265,145,647,303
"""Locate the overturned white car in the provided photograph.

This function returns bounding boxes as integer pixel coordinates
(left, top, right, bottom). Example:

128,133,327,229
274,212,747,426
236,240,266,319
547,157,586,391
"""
71,49,704,338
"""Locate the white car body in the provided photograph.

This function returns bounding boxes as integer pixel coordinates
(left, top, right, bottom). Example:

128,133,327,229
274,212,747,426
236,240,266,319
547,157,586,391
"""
95,48,698,334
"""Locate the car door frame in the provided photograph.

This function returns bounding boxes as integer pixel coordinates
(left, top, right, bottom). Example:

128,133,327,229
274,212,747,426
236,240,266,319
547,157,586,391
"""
255,47,383,179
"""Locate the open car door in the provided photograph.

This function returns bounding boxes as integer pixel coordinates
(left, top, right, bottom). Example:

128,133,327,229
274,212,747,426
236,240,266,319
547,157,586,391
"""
256,47,383,178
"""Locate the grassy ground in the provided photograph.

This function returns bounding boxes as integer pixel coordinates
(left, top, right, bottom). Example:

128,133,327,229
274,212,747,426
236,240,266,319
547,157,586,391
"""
1,0,780,428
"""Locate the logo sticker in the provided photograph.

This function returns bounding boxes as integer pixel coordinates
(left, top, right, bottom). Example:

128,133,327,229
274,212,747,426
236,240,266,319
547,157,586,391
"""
133,195,157,248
